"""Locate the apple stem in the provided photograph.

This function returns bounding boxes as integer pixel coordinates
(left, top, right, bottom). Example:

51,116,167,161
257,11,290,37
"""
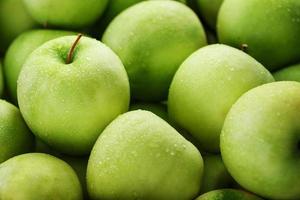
240,44,248,52
66,34,83,64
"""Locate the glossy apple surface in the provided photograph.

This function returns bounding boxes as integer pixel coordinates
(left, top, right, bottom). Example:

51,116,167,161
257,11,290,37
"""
23,0,108,28
0,153,82,200
18,36,130,155
87,110,203,200
221,81,300,199
0,100,34,164
4,29,75,103
218,0,300,70
103,1,207,101
168,44,274,152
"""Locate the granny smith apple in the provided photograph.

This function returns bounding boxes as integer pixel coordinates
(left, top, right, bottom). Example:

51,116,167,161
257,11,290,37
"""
23,0,108,28
201,154,234,193
35,137,89,199
0,100,34,164
4,29,76,103
196,189,263,200
18,35,130,155
0,60,4,97
0,0,36,52
273,63,300,82
218,0,300,70
0,153,82,199
87,110,203,199
102,1,207,101
196,0,223,30
168,44,274,152
221,81,300,199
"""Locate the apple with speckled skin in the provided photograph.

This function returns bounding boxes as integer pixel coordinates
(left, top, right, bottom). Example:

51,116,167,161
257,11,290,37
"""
87,110,203,200
23,0,108,28
218,0,300,70
103,1,207,101
0,153,82,200
168,44,274,152
0,0,36,52
4,29,76,103
221,81,300,199
18,35,130,155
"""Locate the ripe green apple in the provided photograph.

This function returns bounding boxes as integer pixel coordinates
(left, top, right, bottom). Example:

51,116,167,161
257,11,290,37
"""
0,153,82,199
23,0,108,28
196,189,263,200
102,1,207,101
35,137,89,199
221,81,300,199
18,35,130,155
196,0,223,30
0,100,34,164
4,29,76,103
87,110,203,200
218,0,300,70
201,154,234,193
273,63,300,82
168,44,274,152
0,0,36,52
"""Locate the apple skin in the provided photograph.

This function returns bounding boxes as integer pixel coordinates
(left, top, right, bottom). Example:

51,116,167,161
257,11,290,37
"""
23,0,108,28
4,29,76,103
196,189,263,200
102,1,207,101
18,36,130,155
87,110,203,200
221,81,300,199
35,137,89,199
0,0,36,52
200,154,234,193
273,63,300,82
168,44,274,152
0,100,34,164
130,102,169,121
0,153,82,200
217,0,300,71
196,0,223,30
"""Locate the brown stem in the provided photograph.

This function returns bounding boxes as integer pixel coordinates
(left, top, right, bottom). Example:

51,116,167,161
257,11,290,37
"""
66,34,83,64
240,44,248,52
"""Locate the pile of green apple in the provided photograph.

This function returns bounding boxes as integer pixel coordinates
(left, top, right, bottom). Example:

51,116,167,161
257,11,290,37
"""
0,0,300,199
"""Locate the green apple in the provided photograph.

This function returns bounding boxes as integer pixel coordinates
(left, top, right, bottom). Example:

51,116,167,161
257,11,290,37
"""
221,81,300,199
201,154,234,193
0,60,4,97
35,137,89,199
23,0,108,28
196,189,263,200
0,153,82,199
168,44,274,152
4,29,76,103
196,0,223,30
102,1,207,101
273,63,300,82
0,0,36,52
218,0,300,71
0,100,34,164
87,110,203,199
18,35,130,155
